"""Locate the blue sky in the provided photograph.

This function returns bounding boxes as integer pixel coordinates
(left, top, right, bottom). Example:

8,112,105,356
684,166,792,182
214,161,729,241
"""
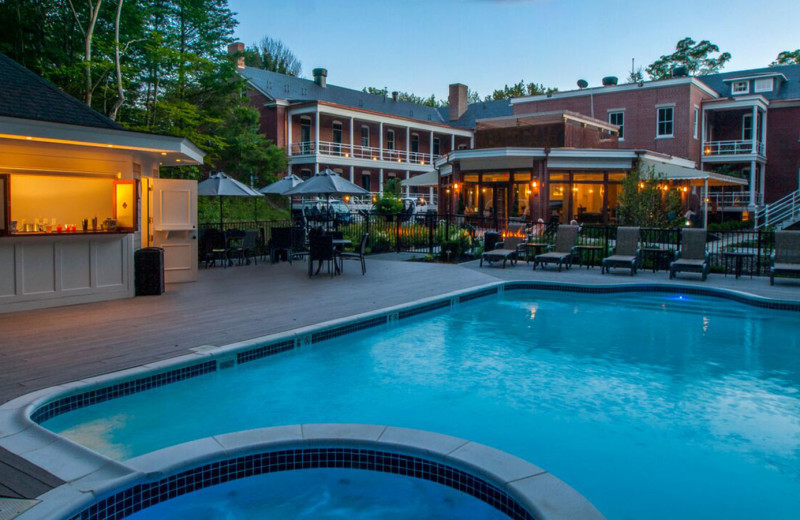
228,0,798,100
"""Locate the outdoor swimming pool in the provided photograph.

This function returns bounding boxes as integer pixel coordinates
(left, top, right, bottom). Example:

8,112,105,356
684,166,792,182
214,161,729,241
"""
41,290,800,519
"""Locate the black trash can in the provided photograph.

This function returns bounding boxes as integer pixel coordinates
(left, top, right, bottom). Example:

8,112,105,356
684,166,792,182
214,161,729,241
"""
484,231,501,252
135,247,165,296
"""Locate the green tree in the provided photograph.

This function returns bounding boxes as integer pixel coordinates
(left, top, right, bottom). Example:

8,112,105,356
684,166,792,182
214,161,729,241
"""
487,80,557,100
617,164,683,227
244,36,302,76
646,37,731,79
373,177,403,214
771,49,800,66
361,86,445,107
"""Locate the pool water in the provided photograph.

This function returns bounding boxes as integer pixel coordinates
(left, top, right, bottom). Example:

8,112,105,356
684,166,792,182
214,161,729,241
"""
44,292,800,519
125,468,509,520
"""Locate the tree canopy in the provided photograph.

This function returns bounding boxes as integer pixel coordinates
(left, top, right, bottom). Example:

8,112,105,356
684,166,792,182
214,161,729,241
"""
646,37,732,79
487,80,557,100
771,49,800,66
0,0,288,186
361,86,445,107
244,36,302,76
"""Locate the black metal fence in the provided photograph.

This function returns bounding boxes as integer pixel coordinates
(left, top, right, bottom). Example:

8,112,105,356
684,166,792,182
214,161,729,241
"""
200,214,776,276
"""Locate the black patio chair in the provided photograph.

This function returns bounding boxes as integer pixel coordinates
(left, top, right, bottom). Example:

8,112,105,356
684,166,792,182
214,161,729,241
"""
340,233,369,275
309,235,336,277
201,228,228,268
269,227,293,263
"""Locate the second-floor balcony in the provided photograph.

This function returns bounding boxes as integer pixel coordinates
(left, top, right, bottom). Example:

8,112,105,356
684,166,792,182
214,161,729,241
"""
290,140,441,166
702,139,765,160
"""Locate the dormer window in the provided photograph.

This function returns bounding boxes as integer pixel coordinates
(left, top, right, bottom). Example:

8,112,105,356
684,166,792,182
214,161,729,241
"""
754,78,774,93
732,81,749,95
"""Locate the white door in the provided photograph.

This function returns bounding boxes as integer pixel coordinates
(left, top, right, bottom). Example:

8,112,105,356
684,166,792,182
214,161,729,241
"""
149,178,198,283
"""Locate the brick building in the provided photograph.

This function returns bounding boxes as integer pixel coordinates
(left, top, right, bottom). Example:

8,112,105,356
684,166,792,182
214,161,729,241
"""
231,42,799,225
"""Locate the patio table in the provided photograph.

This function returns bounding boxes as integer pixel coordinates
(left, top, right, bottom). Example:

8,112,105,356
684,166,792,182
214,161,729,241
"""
723,251,755,279
574,245,602,269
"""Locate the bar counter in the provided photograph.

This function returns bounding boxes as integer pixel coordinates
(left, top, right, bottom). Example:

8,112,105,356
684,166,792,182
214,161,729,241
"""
0,232,135,313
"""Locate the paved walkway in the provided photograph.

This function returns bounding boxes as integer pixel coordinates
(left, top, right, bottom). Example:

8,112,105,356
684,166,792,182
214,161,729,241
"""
0,256,797,500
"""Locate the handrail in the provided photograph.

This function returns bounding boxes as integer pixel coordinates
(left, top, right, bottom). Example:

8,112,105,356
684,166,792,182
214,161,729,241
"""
290,140,439,165
703,139,765,157
754,188,800,229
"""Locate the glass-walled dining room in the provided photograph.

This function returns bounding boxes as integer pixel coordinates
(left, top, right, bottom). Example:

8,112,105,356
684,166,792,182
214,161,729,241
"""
547,170,625,224
459,172,533,220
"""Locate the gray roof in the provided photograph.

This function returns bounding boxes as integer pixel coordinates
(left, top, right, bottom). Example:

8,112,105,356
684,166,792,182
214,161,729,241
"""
437,99,514,128
0,52,122,130
239,67,448,124
701,64,800,102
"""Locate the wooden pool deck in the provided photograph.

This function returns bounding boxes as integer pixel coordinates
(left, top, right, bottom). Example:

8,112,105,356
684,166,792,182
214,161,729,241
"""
1,255,798,501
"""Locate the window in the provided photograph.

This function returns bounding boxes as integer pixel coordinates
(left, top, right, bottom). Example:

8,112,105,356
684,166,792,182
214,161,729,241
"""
300,169,312,180
433,137,441,156
656,106,674,137
361,126,370,148
742,114,753,140
300,117,312,153
608,111,624,139
332,122,342,144
754,78,774,93
732,81,749,95
361,173,371,192
693,107,699,140
410,134,419,153
386,129,395,150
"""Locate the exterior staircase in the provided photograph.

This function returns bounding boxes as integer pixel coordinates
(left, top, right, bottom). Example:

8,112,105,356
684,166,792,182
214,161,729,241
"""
754,188,800,229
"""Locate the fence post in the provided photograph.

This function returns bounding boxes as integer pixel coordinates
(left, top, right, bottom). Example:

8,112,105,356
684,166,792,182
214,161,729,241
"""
445,214,451,246
756,229,762,276
428,213,434,255
395,214,401,253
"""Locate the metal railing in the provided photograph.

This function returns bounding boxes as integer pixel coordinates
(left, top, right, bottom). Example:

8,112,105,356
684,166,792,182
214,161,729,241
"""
754,188,800,229
705,191,756,209
200,216,777,276
290,140,439,165
703,139,765,157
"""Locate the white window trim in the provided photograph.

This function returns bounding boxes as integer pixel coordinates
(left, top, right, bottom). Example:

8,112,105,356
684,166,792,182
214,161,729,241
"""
656,104,675,139
693,106,699,140
386,129,395,150
607,109,625,141
732,81,749,95
361,125,370,147
754,78,773,93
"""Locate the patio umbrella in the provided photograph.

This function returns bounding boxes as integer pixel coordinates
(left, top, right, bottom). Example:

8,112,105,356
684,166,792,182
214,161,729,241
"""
198,172,263,228
258,173,304,195
284,169,369,228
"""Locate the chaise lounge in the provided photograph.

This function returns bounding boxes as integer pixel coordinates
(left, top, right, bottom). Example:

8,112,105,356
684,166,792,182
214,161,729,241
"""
533,225,579,271
770,230,800,285
481,236,523,268
669,228,709,281
602,226,640,275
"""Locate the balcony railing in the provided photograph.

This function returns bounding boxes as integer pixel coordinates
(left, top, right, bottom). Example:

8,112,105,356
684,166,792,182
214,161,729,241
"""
705,191,761,209
290,140,439,165
703,140,765,157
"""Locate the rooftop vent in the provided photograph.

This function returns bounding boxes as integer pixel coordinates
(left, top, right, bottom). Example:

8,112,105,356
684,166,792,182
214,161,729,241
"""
577,79,589,89
601,76,618,87
313,68,327,88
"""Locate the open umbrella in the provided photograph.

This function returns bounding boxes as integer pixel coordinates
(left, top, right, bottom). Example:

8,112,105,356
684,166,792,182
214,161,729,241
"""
198,172,263,228
258,173,304,195
284,169,369,228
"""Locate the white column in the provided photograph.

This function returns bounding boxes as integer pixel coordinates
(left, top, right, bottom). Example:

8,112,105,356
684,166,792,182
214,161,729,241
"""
406,127,410,163
379,122,384,161
703,179,709,228
314,109,320,152
429,132,434,163
287,113,293,156
405,171,410,197
470,135,475,149
350,165,354,183
379,168,384,193
759,165,766,206
701,108,707,151
451,134,455,152
349,117,354,157
749,160,757,207
429,186,434,206
760,108,767,155
751,105,758,154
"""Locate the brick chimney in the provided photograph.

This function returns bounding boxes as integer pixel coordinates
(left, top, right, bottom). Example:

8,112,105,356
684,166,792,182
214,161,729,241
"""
448,83,468,121
227,42,245,68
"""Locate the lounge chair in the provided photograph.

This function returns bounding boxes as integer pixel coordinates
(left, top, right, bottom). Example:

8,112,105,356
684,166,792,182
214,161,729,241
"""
533,225,579,271
770,230,800,285
480,236,523,268
602,227,640,275
669,229,709,281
